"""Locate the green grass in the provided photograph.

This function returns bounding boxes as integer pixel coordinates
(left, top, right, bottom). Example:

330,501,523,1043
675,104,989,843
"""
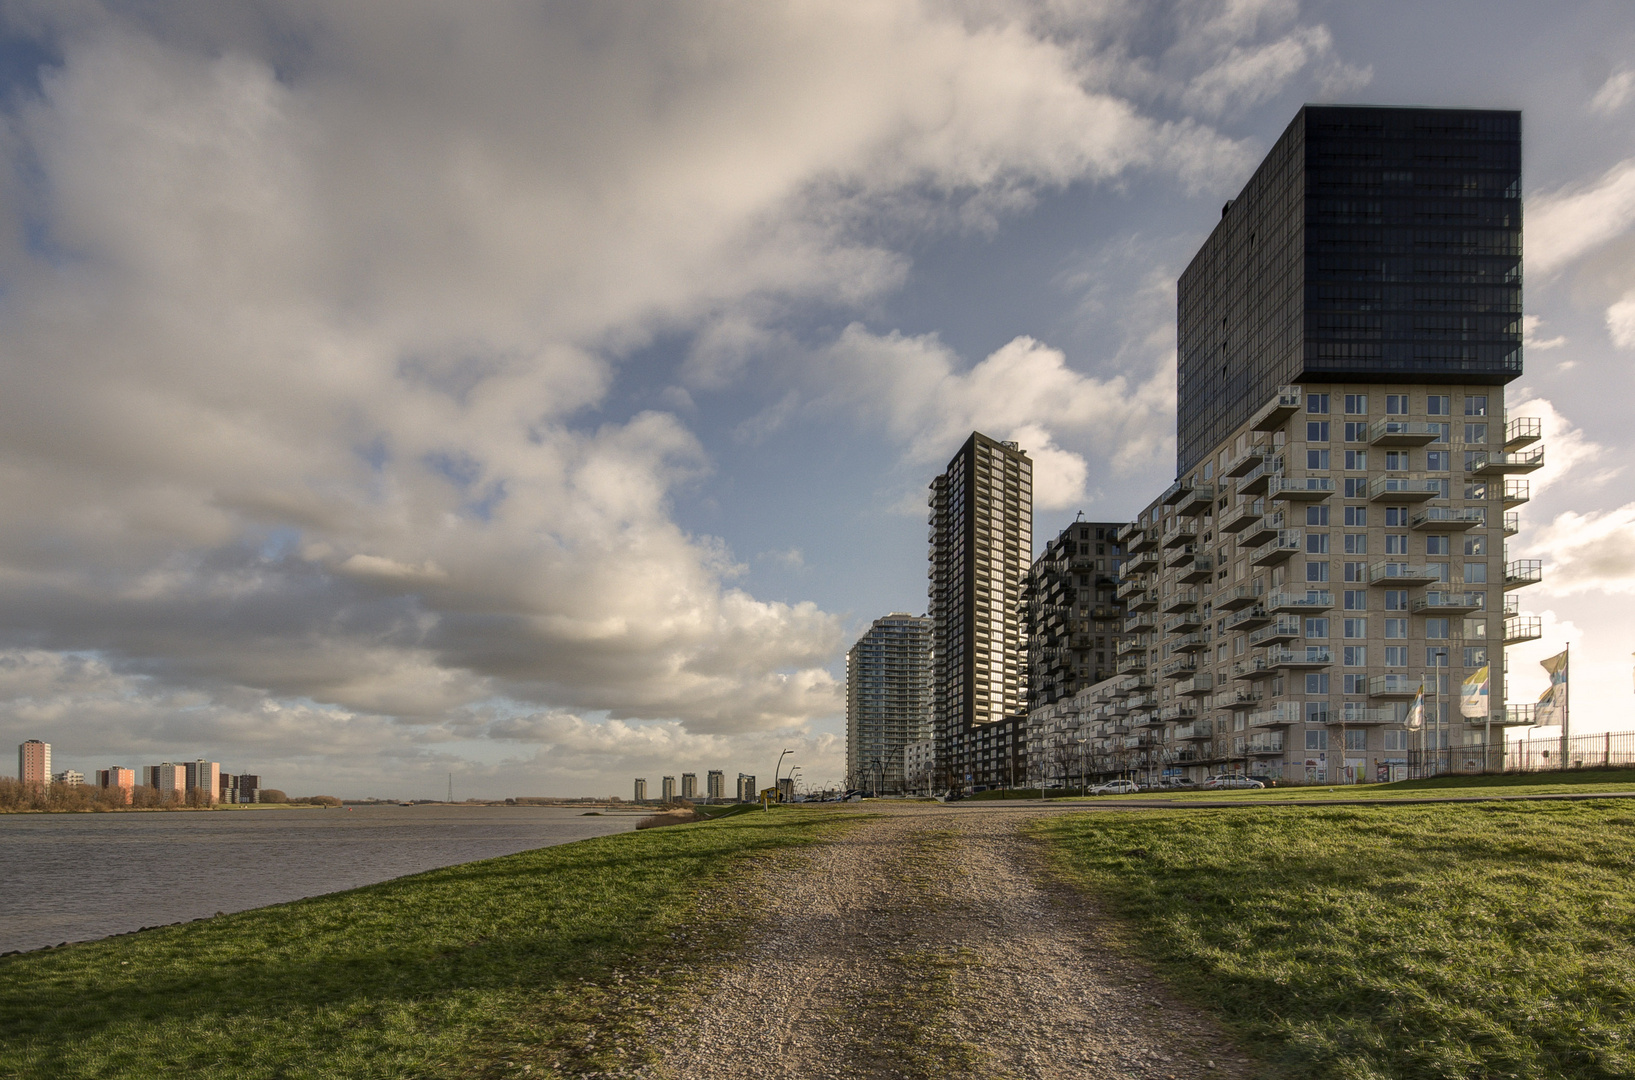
1078,768,1635,804
1034,801,1635,1079
0,808,859,1079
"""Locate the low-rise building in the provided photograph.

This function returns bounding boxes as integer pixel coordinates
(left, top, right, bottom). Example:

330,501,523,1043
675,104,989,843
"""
53,769,84,787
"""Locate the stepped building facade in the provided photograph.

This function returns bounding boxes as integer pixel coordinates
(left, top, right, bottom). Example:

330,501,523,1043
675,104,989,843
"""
845,613,933,794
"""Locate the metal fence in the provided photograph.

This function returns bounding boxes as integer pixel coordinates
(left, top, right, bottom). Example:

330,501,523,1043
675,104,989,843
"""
1403,730,1635,779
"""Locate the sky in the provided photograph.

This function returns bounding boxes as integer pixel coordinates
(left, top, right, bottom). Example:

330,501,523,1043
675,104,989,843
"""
0,0,1631,799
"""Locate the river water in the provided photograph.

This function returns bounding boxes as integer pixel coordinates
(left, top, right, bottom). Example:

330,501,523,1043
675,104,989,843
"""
0,805,641,954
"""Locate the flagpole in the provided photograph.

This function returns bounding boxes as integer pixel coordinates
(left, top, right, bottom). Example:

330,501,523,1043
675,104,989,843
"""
1560,643,1570,768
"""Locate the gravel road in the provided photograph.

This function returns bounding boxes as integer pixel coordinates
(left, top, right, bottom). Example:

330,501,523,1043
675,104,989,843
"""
646,806,1260,1080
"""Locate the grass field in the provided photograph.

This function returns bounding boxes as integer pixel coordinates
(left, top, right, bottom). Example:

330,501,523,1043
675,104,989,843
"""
1035,800,1635,1080
0,808,858,1079
1073,767,1635,804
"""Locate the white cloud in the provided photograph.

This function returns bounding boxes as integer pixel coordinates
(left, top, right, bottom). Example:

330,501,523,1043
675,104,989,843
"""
1591,69,1635,115
1607,292,1635,350
1521,315,1567,351
1503,394,1620,503
1522,503,1635,596
1526,158,1635,275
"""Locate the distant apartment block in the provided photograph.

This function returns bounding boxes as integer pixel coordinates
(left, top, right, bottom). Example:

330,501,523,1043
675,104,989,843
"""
633,777,648,802
706,770,725,800
18,740,49,785
846,612,933,794
185,760,220,803
680,772,698,799
53,770,83,787
220,773,259,804
144,762,187,798
902,738,935,794
1025,521,1127,709
97,767,136,803
661,776,676,802
735,773,757,802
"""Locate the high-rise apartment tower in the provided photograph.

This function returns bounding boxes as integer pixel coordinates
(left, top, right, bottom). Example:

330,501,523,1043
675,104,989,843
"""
845,612,933,794
18,740,49,785
928,432,1032,789
1024,521,1127,710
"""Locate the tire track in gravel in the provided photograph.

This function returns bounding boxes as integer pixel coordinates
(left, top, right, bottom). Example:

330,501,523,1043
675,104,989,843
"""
647,807,1261,1080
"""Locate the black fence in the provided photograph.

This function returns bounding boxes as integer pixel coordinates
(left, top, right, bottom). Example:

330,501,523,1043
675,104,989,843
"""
1404,730,1635,779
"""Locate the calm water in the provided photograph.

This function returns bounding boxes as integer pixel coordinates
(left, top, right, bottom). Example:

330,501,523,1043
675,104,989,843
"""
0,805,641,954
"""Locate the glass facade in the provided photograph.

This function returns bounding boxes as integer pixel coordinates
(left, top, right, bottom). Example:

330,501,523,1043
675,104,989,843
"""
1177,106,1522,475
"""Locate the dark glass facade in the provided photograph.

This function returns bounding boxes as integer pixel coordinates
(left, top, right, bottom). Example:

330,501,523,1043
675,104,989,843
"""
1177,106,1522,475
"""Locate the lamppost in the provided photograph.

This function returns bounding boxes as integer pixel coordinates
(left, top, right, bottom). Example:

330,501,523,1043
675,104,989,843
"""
771,748,793,809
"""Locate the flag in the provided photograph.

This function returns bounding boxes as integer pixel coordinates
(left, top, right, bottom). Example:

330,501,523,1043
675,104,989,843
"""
1534,649,1568,727
1406,687,1424,730
1460,664,1490,719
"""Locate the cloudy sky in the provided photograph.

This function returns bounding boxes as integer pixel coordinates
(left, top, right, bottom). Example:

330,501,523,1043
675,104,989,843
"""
1,0,1631,799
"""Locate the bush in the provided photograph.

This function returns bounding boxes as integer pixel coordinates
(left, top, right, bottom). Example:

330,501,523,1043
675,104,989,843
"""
259,789,288,803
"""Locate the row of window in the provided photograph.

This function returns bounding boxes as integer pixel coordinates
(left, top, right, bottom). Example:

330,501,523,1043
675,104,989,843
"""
1308,392,1488,415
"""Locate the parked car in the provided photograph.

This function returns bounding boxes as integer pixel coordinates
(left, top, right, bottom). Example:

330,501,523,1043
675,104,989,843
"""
1201,774,1265,790
1090,779,1142,796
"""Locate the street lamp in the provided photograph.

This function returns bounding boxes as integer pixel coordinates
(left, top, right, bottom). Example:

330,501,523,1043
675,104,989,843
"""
769,748,793,810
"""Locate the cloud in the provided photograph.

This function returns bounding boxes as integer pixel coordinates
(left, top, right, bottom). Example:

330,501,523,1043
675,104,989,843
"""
1503,394,1621,502
1521,504,1635,596
1525,158,1635,275
1591,69,1635,115
1607,292,1635,350
1521,315,1567,351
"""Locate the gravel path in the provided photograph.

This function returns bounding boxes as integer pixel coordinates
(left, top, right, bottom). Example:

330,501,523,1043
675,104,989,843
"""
648,807,1260,1080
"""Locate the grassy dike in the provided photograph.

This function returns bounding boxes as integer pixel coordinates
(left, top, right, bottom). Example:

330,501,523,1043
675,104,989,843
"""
0,807,860,1079
1033,800,1635,1080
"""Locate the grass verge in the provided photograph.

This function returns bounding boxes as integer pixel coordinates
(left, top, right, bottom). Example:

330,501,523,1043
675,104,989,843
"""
1034,801,1635,1079
0,807,860,1079
1076,768,1635,804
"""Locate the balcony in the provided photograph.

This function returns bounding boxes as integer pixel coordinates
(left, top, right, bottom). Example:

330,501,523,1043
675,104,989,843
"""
1122,669,1156,692
1245,737,1285,755
1368,562,1441,587
1159,657,1199,680
1116,655,1147,676
1247,618,1302,647
1176,673,1215,697
1502,479,1530,507
1160,702,1198,723
1504,615,1542,644
1236,458,1281,496
1180,557,1215,584
1218,584,1265,612
1268,476,1336,503
1126,549,1160,575
1116,521,1144,545
1268,590,1333,613
1468,447,1545,476
1367,674,1422,699
1504,416,1542,450
1225,443,1269,478
1163,591,1200,614
1221,688,1264,711
1165,544,1198,569
1329,707,1397,726
1162,521,1199,549
1177,484,1216,517
1248,702,1302,728
1503,512,1519,536
1160,479,1190,507
1129,589,1159,611
1170,632,1209,654
1501,704,1538,726
1368,474,1442,502
1250,530,1302,566
1412,507,1485,531
1123,612,1155,633
1503,560,1543,590
1502,594,1519,617
1368,419,1441,446
1232,657,1275,681
1226,605,1272,632
1240,511,1288,546
1250,385,1302,431
1176,720,1215,740
1139,709,1168,728
1220,501,1263,533
1413,591,1485,615
1117,635,1148,657
1162,610,1202,634
1267,648,1332,669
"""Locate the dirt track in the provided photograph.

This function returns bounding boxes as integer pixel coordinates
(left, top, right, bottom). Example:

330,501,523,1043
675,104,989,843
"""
647,806,1260,1080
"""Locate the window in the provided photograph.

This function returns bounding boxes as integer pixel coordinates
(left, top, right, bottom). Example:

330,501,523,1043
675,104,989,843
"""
1465,423,1487,444
1425,618,1450,639
1385,534,1409,554
1430,423,1451,444
1308,449,1331,470
1384,617,1408,638
1385,646,1408,666
1385,451,1409,470
1307,505,1330,526
1344,422,1368,442
1344,562,1367,582
1307,533,1330,554
1463,535,1486,556
1427,648,1450,666
1386,394,1410,416
1306,561,1330,583
1428,562,1449,583
1464,617,1487,639
1344,450,1368,470
1305,725,1329,748
1465,646,1488,667
1343,618,1367,638
1426,450,1450,471
1344,506,1368,527
1464,483,1489,500
1343,646,1367,667
1465,563,1488,583
1344,589,1367,610
1306,618,1329,639
1384,730,1409,751
1344,394,1368,415
1344,533,1367,554
1308,394,1330,415
1426,536,1450,555
1384,591,1409,611
1465,395,1489,417
1344,478,1368,498
1427,395,1451,416
1345,730,1369,751
1384,507,1411,527
1306,672,1330,694
1307,421,1330,442
1344,673,1367,693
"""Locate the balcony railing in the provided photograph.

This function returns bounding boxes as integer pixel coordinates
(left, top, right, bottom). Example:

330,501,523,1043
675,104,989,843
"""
1123,611,1155,633
1504,615,1542,644
1232,657,1275,681
1176,720,1215,740
1159,657,1198,680
1176,673,1215,696
1267,648,1332,669
1250,530,1302,566
1162,610,1202,634
1221,688,1264,710
1163,591,1200,613
1267,590,1333,613
1503,512,1519,536
1218,584,1265,611
1248,702,1302,728
1161,521,1199,548
1245,737,1285,754
1250,385,1302,431
1368,419,1441,446
1268,476,1336,502
1368,474,1442,502
1468,447,1545,475
1411,506,1485,531
1225,604,1271,631
1247,618,1303,647
1225,443,1270,478
1164,544,1197,569
1181,556,1216,584
1503,560,1543,590
1169,632,1209,654
1412,591,1485,614
1503,479,1529,506
1236,458,1282,496
1329,707,1397,725
1220,501,1263,533
1116,521,1144,545
1368,562,1441,586
1176,484,1215,516
1367,674,1422,699
1240,510,1288,546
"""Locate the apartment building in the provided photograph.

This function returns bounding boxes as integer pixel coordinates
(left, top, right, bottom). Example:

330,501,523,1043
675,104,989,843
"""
928,432,1033,790
845,612,933,794
633,778,648,803
53,769,84,787
735,773,757,802
706,770,725,801
97,766,136,803
18,740,49,785
1042,105,1539,784
680,772,698,799
185,760,220,804
1024,521,1127,710
143,763,187,798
